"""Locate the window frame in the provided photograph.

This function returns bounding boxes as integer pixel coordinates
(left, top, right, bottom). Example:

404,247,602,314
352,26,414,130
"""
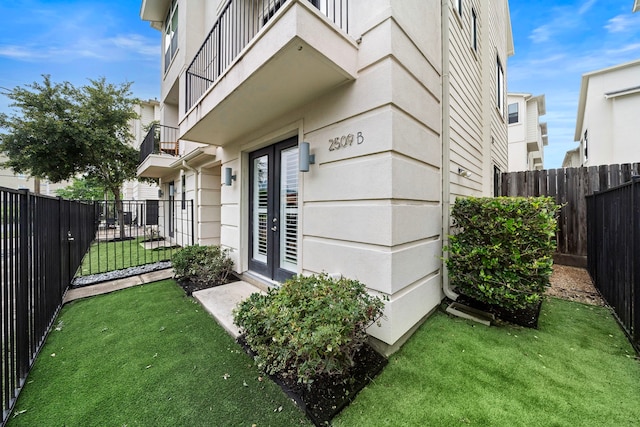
163,0,179,73
496,56,505,116
508,102,519,124
471,7,478,52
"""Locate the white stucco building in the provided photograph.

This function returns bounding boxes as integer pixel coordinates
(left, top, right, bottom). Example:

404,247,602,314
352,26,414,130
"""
138,0,513,353
569,59,640,167
507,93,547,171
122,99,163,201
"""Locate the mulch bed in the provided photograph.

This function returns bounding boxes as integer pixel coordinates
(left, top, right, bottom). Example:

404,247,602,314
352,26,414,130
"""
177,272,240,296
455,294,543,328
237,337,387,426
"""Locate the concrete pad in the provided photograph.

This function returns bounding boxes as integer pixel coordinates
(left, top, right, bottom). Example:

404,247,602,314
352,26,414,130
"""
63,268,174,304
193,281,265,339
140,269,174,284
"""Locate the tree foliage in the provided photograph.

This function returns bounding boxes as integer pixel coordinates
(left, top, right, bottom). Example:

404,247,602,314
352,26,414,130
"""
0,75,139,198
0,75,140,238
55,176,108,201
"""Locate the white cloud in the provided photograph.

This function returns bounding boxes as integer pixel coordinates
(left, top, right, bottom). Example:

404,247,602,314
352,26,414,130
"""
578,0,597,15
529,25,552,43
605,14,640,33
109,35,158,58
0,45,41,60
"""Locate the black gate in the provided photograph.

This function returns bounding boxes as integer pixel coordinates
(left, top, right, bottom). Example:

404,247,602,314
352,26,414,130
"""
587,177,640,352
1,188,95,426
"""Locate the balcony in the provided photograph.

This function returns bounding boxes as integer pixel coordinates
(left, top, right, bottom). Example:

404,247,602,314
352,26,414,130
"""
182,0,358,145
137,124,180,178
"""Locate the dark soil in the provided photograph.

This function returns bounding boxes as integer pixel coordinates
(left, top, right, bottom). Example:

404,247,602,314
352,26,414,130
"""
238,338,387,426
455,294,542,328
178,272,240,296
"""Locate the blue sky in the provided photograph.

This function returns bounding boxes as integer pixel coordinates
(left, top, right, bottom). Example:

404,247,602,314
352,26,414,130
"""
508,0,640,168
1,1,639,169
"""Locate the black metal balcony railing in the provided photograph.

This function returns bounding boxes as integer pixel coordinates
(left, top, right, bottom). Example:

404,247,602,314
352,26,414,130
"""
185,0,350,112
138,124,180,164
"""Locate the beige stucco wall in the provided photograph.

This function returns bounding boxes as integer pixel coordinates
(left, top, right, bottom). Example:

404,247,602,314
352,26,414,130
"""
212,0,443,345
142,0,512,349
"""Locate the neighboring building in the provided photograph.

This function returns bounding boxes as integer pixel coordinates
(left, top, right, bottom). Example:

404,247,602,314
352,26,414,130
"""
562,147,581,168
0,155,70,196
634,0,639,13
138,0,513,352
122,99,163,201
506,93,547,171
570,59,640,167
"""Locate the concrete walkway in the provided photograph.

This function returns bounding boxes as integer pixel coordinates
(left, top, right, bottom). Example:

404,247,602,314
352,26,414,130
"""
63,268,174,303
63,268,264,340
193,282,265,338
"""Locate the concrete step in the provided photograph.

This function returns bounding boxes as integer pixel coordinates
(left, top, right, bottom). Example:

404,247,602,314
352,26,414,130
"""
193,281,265,339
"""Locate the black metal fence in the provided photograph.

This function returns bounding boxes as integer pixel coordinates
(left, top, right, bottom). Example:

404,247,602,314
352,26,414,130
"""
587,177,640,352
1,188,95,426
78,199,194,277
185,0,350,111
138,124,180,164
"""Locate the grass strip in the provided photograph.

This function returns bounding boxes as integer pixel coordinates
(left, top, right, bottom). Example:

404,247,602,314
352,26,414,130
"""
335,298,640,426
77,237,174,276
7,280,310,427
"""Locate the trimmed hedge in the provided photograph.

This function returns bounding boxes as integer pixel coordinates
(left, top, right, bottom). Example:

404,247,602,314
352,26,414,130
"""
445,197,559,311
233,274,385,386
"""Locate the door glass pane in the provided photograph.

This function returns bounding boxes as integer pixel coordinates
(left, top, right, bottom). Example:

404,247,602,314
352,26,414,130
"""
280,147,298,271
253,155,269,263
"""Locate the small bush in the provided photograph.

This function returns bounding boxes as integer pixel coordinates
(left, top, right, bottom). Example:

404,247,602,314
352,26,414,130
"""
445,197,559,311
171,245,233,286
233,273,385,386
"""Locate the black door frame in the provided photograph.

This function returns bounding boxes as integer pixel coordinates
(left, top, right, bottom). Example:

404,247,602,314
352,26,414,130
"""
248,136,298,282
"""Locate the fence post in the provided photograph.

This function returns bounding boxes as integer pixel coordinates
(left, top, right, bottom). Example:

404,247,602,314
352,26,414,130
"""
633,177,639,349
16,189,30,381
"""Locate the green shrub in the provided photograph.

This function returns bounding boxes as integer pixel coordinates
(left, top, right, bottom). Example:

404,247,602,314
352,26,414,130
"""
445,197,559,311
171,245,233,286
233,273,385,386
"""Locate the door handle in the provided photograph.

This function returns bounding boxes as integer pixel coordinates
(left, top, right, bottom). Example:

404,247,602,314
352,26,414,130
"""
271,226,278,232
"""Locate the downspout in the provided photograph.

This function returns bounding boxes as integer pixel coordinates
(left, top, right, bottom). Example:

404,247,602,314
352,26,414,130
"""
181,160,199,245
441,0,458,301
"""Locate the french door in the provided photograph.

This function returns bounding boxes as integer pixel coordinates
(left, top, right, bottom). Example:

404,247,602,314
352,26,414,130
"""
249,137,299,282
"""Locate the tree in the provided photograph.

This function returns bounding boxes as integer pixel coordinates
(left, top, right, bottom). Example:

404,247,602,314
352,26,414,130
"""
55,176,108,201
0,75,139,239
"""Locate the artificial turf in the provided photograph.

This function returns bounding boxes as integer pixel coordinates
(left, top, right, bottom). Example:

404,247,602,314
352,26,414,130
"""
335,298,640,426
7,280,310,426
8,281,640,426
78,237,173,276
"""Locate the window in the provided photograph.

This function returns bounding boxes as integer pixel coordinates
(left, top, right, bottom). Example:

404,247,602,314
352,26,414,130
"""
583,130,588,160
471,8,478,52
496,57,505,115
456,0,463,17
493,165,502,197
164,0,178,72
508,103,519,124
181,174,186,210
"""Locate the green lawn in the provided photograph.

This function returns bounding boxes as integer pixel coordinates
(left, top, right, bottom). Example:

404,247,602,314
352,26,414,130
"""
78,237,174,276
8,281,640,426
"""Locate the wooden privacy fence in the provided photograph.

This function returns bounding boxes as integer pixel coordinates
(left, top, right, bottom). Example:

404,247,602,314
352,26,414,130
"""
501,163,640,267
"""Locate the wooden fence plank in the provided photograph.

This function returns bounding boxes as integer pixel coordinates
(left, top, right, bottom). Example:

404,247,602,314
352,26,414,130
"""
610,164,621,187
